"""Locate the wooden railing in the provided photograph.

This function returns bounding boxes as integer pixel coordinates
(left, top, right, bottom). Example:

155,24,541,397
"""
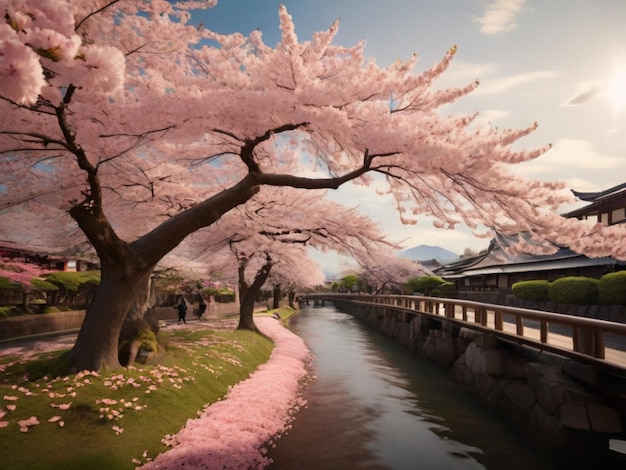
303,293,626,371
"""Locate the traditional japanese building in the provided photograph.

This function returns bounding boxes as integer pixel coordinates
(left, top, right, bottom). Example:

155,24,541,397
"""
436,182,626,292
0,241,98,272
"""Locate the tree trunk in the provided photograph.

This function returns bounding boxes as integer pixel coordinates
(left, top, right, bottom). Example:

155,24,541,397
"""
238,289,257,331
119,275,158,366
66,176,260,371
288,291,296,309
237,254,273,331
68,267,152,372
272,283,281,309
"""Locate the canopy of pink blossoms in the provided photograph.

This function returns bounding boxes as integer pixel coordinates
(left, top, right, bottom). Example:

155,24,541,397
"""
142,317,310,469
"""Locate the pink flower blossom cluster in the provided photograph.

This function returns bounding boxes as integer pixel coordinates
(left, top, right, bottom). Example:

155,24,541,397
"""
141,317,311,469
1,0,127,105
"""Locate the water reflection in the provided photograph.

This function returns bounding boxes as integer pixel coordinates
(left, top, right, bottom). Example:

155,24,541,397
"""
267,304,618,469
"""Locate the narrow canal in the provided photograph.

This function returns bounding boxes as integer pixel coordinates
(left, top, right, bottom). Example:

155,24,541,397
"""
267,303,617,469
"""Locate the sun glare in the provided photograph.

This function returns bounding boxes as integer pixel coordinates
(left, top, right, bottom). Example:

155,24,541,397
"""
604,61,626,114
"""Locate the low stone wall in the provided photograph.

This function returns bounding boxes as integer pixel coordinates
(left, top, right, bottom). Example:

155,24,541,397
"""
0,301,271,341
0,310,86,340
334,299,626,448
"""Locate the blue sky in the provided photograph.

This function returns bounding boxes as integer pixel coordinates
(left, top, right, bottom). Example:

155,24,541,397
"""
194,1,626,272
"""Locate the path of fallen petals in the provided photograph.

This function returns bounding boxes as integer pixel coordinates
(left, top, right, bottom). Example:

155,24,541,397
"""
141,316,311,469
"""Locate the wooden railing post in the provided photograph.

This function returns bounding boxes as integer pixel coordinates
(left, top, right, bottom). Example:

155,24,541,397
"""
540,321,548,344
494,310,503,331
445,302,455,319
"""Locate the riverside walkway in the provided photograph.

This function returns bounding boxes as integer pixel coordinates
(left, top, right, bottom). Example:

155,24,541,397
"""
303,293,626,374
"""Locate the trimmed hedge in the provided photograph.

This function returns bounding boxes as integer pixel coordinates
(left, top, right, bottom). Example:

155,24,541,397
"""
598,271,626,305
406,275,446,294
203,287,236,303
0,276,16,290
432,281,455,296
44,271,100,291
512,280,550,301
549,276,599,305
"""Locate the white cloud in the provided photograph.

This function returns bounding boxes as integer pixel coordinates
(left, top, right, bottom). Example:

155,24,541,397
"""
475,0,527,35
514,139,626,198
437,60,557,96
562,79,603,106
542,139,624,170
474,70,558,95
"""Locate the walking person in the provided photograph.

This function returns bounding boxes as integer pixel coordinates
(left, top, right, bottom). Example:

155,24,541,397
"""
177,298,188,324
197,294,207,319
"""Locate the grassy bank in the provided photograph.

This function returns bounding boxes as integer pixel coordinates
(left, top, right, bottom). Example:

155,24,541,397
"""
0,324,274,469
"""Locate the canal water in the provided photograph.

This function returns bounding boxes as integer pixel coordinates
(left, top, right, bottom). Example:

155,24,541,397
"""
266,304,618,469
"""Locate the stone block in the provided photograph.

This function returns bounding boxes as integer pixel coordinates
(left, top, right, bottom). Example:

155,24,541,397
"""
529,403,563,436
484,349,505,375
559,402,591,430
458,327,477,340
505,359,527,379
475,373,503,405
451,361,474,385
504,381,536,413
586,402,623,433
562,361,599,386
534,380,558,414
529,403,549,430
474,333,498,349
466,343,485,375
542,414,563,437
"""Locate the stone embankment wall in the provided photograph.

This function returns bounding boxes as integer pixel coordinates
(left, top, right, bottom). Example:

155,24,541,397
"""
333,299,626,448
0,302,252,341
0,309,87,340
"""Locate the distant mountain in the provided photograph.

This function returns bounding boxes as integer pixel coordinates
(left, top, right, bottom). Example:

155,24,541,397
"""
399,244,459,263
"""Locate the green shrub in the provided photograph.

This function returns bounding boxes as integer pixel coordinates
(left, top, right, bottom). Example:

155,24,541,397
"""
340,274,359,290
0,276,17,290
138,329,158,353
405,275,446,294
549,276,599,305
432,281,455,296
512,280,551,301
203,287,236,303
598,271,626,305
43,306,61,314
0,306,15,318
44,271,100,291
31,278,60,291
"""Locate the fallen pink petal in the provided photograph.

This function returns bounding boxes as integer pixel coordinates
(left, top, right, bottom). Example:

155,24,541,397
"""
141,317,310,469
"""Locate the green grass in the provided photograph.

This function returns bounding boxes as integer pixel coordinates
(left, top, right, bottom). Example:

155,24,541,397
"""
0,326,274,469
272,307,297,323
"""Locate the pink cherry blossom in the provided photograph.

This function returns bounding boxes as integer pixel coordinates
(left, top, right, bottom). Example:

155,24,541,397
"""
18,415,40,432
70,45,125,94
0,28,46,105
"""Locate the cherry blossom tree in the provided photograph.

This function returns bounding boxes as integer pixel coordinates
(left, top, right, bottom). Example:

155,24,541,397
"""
2,1,625,370
356,251,429,294
167,186,396,330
